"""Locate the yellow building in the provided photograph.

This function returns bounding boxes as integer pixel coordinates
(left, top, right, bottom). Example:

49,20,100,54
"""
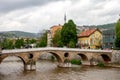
47,24,62,47
50,24,62,38
78,28,102,49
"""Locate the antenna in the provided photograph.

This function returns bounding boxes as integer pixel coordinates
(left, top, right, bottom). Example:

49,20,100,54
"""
119,14,120,21
64,13,66,23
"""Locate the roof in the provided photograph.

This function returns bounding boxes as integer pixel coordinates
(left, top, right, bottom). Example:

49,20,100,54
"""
50,24,62,29
78,28,100,38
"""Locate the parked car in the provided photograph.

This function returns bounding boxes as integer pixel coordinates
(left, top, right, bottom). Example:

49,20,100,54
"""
24,44,32,48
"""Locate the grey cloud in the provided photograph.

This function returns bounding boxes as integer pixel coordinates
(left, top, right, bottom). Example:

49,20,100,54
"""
0,0,56,13
0,0,119,32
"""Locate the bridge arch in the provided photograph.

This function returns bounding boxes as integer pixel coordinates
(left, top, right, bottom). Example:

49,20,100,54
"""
0,55,26,65
71,53,88,61
28,53,34,59
77,53,88,61
37,52,63,62
100,54,111,62
64,52,69,57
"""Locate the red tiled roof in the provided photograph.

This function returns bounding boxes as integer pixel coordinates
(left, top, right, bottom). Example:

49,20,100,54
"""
78,28,97,37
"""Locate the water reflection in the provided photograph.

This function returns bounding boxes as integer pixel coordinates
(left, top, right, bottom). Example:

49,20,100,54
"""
0,56,120,80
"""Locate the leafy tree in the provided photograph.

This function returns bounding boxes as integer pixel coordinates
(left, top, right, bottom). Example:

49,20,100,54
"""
30,39,36,44
61,19,77,47
25,38,30,44
8,39,14,49
115,19,120,49
61,23,69,46
57,41,63,47
25,38,36,44
52,29,63,47
68,40,75,48
115,37,120,49
36,31,47,47
15,38,24,48
0,38,14,49
115,19,120,35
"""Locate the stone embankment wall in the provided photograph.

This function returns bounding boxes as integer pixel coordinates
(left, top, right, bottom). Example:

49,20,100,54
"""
112,50,120,64
0,48,1,53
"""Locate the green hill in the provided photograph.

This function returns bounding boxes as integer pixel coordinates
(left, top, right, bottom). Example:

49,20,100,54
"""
83,23,116,30
0,31,38,38
96,23,115,29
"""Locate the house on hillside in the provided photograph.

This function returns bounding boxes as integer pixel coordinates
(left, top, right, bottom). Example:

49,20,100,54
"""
77,28,102,49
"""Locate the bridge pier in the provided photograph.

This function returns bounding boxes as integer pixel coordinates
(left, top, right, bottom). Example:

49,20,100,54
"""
89,57,99,66
58,58,71,67
58,62,71,67
24,59,36,71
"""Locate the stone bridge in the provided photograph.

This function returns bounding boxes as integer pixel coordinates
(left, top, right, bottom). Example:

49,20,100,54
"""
0,47,112,70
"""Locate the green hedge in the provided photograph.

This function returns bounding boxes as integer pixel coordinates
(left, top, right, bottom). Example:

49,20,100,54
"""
97,62,105,67
71,59,82,65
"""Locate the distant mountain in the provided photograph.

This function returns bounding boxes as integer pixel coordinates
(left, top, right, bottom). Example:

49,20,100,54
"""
76,23,116,34
83,23,116,30
96,23,115,29
0,31,38,38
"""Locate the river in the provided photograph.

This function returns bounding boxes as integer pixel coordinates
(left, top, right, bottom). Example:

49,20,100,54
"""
0,56,120,80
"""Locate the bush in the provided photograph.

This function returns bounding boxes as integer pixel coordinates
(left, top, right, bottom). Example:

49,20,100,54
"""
51,56,55,62
97,62,105,67
71,59,82,65
69,40,76,48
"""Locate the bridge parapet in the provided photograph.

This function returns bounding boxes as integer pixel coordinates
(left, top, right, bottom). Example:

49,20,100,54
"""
0,47,113,70
1,47,112,54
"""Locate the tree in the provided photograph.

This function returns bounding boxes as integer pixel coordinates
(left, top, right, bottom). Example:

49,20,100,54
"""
115,19,120,49
30,39,36,44
25,38,30,44
115,19,120,35
61,19,77,47
36,31,47,47
8,39,14,49
0,38,14,49
52,29,63,47
15,38,24,48
68,40,75,48
25,38,36,44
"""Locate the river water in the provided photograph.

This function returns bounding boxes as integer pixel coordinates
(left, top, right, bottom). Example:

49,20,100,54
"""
0,56,120,80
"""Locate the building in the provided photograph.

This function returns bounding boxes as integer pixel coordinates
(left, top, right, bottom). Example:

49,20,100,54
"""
47,30,52,47
77,28,102,49
47,24,62,47
102,29,115,49
50,24,62,38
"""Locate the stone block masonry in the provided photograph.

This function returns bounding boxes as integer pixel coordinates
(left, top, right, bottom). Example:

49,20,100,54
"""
112,50,120,64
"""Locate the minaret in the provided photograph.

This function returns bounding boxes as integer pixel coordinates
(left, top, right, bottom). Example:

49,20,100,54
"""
64,13,67,23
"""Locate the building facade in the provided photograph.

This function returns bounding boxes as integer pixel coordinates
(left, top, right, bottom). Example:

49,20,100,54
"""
47,24,62,47
102,29,115,49
50,24,62,38
78,28,102,49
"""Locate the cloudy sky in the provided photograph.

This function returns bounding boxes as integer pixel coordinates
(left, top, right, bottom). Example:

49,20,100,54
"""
0,0,120,33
